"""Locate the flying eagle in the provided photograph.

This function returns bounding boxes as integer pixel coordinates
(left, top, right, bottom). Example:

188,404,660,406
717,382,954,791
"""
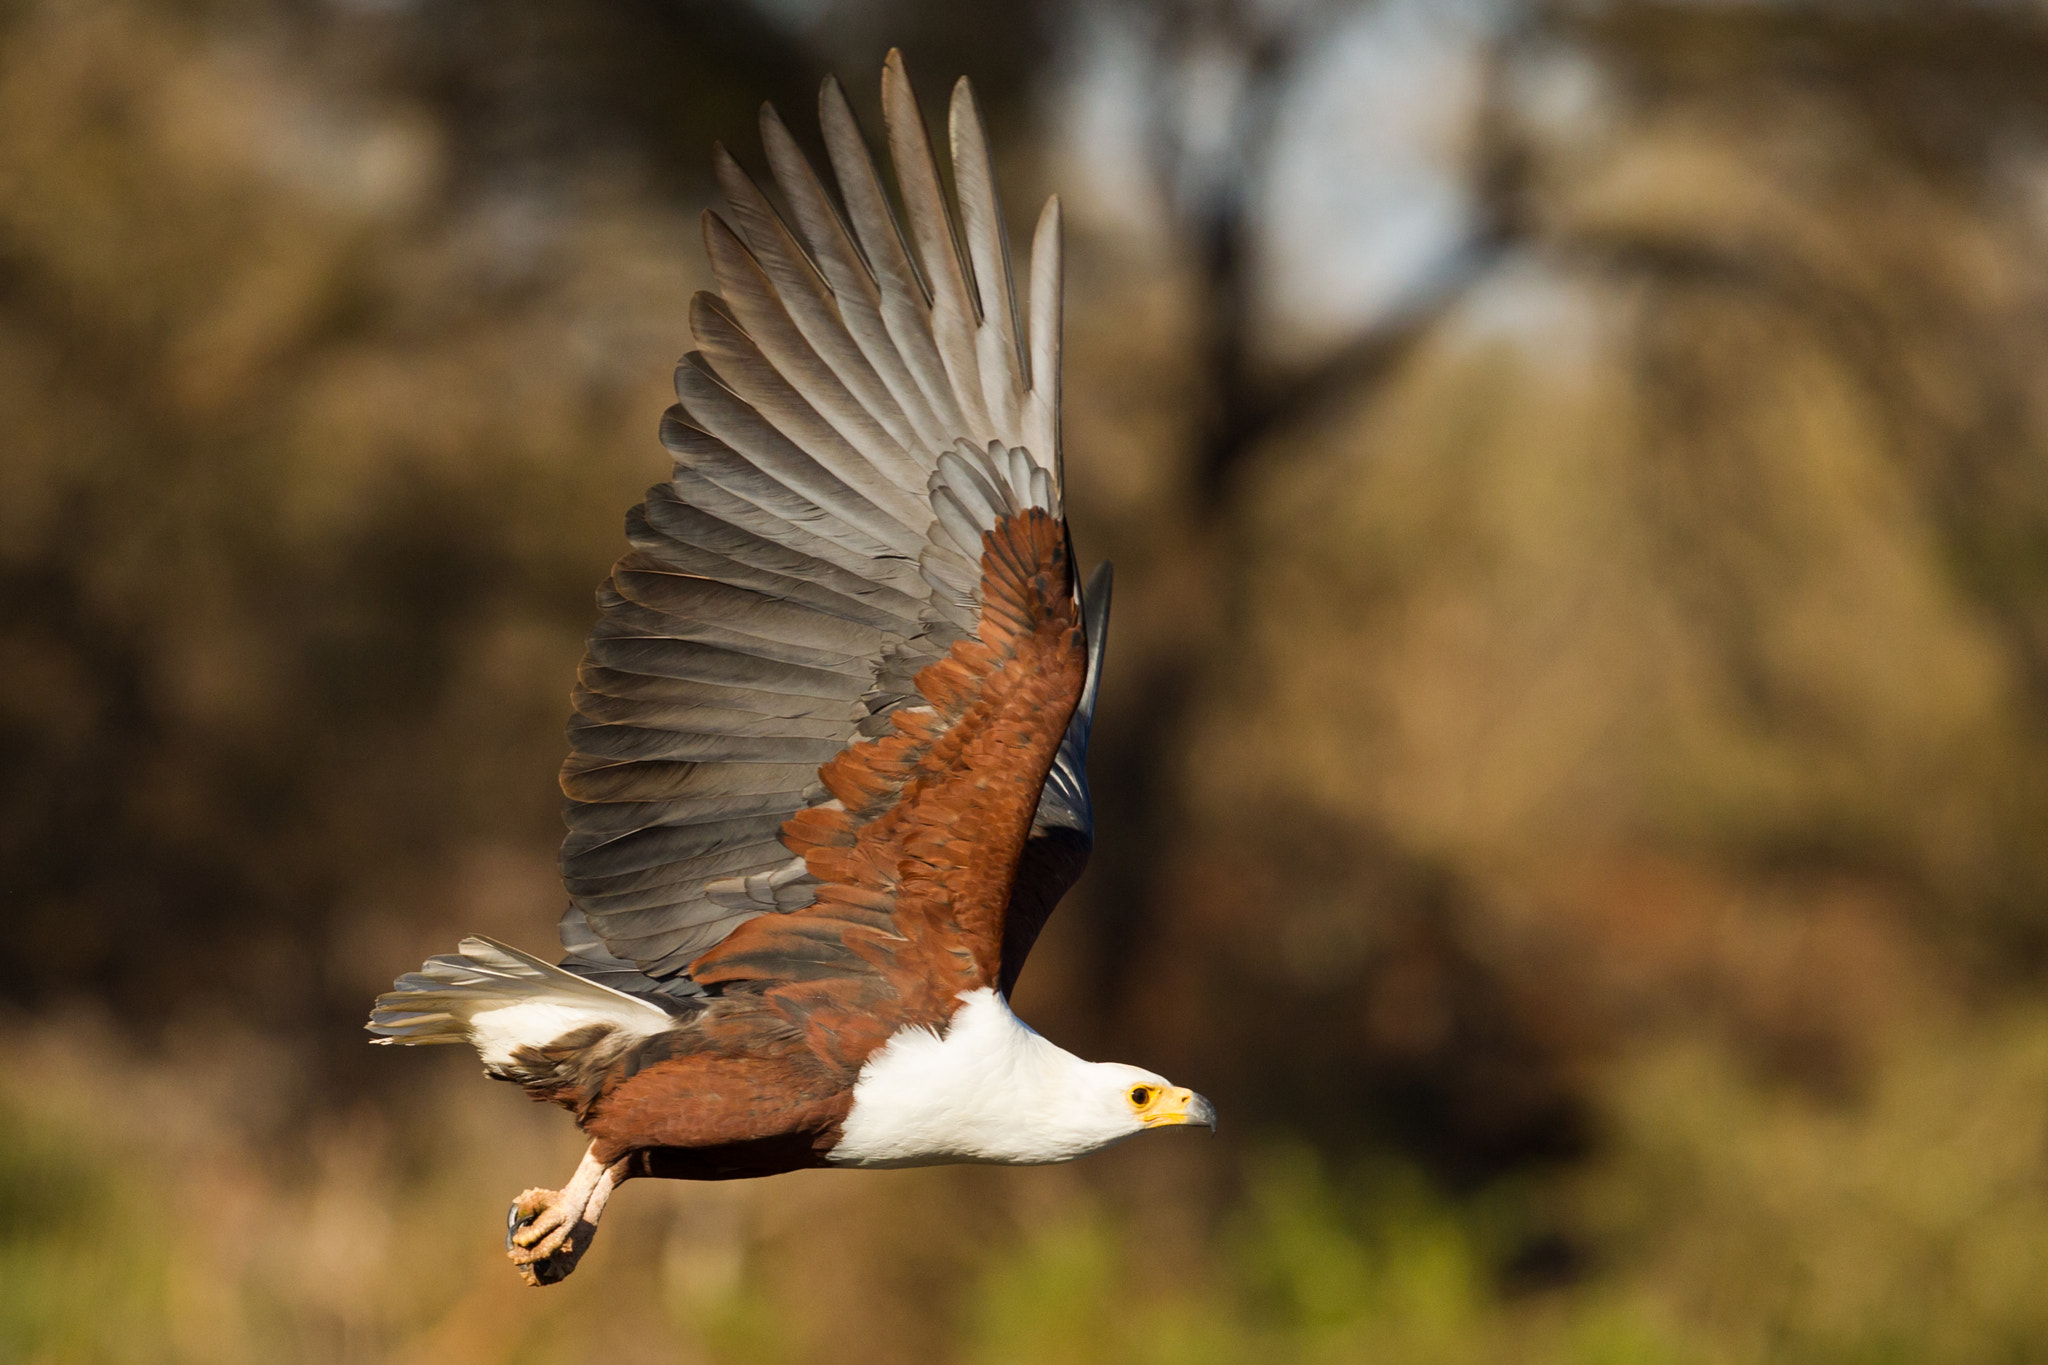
369,51,1214,1286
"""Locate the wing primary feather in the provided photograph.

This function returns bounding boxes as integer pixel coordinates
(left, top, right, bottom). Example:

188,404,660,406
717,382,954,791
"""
881,50,995,440
562,808,792,862
573,660,860,726
698,210,930,503
1025,196,1062,480
651,464,926,602
712,141,924,457
687,277,932,529
625,517,916,635
560,769,825,820
633,491,927,627
820,75,927,302
606,565,883,653
949,76,1027,445
761,102,952,458
818,77,974,441
565,725,843,767
666,366,922,562
590,600,875,677
582,631,865,700
571,688,851,738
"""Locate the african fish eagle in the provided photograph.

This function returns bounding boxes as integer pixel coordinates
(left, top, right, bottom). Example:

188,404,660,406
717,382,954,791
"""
368,51,1214,1285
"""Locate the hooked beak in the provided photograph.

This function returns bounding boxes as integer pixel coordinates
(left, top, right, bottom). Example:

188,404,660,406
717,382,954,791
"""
1141,1087,1218,1133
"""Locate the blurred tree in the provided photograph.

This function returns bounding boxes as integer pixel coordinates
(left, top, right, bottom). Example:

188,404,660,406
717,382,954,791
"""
1061,0,2048,1187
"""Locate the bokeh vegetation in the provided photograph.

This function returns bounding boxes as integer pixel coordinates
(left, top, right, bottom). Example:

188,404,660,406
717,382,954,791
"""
8,0,2048,1360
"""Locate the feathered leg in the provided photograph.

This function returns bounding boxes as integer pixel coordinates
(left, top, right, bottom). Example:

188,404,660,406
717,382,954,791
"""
505,1144,624,1286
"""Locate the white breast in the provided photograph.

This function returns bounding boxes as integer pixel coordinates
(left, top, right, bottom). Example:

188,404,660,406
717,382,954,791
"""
828,988,1141,1168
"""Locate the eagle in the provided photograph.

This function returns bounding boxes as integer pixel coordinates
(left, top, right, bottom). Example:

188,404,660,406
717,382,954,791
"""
369,51,1214,1287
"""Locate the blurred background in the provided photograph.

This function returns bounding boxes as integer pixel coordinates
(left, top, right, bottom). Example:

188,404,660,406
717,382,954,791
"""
10,0,2048,1359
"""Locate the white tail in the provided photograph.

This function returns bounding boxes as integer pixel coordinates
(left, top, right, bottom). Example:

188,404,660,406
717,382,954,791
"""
368,937,675,1072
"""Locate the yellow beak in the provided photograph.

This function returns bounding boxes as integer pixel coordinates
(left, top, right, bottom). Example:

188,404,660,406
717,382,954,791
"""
1141,1087,1219,1131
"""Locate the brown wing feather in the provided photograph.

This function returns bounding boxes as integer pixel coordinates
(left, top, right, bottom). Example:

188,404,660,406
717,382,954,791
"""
688,508,1084,1054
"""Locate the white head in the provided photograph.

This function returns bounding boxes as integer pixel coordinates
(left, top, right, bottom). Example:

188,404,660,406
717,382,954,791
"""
829,988,1217,1169
1045,1058,1220,1156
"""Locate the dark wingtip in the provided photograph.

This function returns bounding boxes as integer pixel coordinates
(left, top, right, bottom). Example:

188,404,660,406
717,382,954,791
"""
1083,560,1114,610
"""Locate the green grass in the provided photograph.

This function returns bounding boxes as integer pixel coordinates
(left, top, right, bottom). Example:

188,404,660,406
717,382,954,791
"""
8,1010,2048,1364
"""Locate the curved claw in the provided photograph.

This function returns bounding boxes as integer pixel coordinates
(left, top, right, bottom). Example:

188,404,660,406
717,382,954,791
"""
507,1195,583,1287
506,1199,535,1251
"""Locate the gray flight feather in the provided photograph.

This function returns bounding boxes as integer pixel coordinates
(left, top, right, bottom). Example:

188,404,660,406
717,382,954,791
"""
374,54,1091,1031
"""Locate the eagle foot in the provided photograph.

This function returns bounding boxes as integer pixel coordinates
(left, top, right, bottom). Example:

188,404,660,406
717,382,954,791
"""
505,1188,588,1286
505,1146,619,1287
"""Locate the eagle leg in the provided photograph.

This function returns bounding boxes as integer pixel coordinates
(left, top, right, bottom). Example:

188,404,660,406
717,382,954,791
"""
505,1144,622,1286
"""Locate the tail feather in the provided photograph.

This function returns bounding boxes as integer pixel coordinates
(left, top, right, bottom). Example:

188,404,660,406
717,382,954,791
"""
368,936,680,1074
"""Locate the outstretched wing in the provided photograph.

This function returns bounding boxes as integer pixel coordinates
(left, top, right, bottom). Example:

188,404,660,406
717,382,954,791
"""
557,52,1099,1012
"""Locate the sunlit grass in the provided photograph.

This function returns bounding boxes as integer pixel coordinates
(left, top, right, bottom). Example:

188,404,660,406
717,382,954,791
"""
0,1104,173,1364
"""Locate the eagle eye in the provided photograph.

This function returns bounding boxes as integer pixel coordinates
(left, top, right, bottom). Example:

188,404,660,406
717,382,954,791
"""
1128,1085,1154,1107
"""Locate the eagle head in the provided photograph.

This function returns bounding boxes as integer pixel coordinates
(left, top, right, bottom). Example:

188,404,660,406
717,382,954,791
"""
829,989,1217,1168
